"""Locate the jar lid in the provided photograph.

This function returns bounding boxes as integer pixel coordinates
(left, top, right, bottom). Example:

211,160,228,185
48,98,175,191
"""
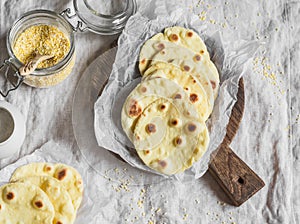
73,0,136,35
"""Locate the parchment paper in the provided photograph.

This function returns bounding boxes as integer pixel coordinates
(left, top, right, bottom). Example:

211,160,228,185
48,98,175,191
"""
94,7,259,179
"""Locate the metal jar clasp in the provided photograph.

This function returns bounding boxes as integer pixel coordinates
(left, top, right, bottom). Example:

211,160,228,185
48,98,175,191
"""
0,59,24,97
60,8,88,33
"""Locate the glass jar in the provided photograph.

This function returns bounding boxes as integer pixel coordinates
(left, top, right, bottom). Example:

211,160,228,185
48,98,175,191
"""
0,0,136,97
6,10,76,89
73,0,137,35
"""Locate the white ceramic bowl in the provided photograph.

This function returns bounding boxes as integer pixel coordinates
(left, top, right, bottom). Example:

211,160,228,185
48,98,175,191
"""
0,101,26,159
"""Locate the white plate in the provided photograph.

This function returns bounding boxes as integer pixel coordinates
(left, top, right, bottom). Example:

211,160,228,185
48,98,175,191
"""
72,47,165,185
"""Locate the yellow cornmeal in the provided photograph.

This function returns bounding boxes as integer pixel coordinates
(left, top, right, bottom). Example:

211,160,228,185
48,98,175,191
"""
13,24,70,68
11,24,74,88
24,54,75,88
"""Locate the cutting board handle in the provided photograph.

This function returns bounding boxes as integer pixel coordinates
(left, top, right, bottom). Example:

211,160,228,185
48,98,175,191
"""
209,143,265,206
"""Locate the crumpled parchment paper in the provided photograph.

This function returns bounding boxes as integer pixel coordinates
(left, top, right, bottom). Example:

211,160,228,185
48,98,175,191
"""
94,6,259,179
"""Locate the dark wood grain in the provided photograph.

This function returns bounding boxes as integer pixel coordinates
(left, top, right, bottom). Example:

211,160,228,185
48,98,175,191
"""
209,78,265,206
223,78,245,145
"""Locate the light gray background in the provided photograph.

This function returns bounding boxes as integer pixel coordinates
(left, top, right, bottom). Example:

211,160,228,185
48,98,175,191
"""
0,0,298,223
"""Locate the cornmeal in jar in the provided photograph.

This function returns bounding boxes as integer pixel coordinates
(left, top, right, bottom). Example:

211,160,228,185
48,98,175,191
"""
13,24,70,68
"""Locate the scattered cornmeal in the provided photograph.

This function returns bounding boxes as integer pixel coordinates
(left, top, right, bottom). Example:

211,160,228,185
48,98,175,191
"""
13,24,70,68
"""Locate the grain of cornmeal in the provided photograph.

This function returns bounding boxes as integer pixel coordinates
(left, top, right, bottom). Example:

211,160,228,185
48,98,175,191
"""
13,24,70,68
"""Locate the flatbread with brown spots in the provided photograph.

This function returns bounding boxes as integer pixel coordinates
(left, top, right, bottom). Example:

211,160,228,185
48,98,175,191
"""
139,26,219,99
17,176,76,224
133,98,209,175
121,77,199,142
139,26,210,74
142,41,219,99
143,62,212,120
0,182,54,224
10,163,83,212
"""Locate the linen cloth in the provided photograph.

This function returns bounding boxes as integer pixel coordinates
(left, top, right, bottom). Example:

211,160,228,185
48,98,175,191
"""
0,0,299,223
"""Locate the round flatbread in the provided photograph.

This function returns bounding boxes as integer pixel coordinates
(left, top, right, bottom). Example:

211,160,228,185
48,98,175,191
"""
144,61,215,114
139,25,219,99
143,62,212,120
133,98,209,175
10,163,83,211
147,44,219,99
0,182,54,224
121,77,199,141
163,26,210,59
139,26,210,74
17,176,76,224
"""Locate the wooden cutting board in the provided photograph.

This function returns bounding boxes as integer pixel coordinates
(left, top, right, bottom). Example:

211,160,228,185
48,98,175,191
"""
209,78,265,206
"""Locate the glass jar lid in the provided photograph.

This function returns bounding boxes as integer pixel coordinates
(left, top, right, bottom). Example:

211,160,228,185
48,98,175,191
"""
73,0,136,35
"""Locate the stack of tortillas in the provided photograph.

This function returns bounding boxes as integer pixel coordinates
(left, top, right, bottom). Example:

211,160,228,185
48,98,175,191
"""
0,162,83,224
121,26,220,175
